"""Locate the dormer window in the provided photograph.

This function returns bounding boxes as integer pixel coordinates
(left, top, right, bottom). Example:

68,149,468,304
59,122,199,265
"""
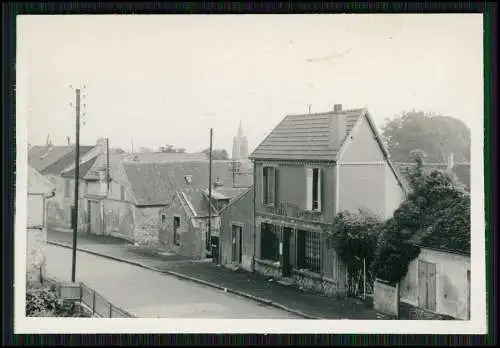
184,175,193,185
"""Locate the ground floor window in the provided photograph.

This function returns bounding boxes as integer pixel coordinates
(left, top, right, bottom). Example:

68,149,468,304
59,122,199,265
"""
173,216,180,246
297,229,321,274
261,223,279,262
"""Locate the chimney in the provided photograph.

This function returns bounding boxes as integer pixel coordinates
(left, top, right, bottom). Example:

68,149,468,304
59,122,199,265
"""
447,152,455,171
329,111,347,150
213,177,223,189
334,104,342,113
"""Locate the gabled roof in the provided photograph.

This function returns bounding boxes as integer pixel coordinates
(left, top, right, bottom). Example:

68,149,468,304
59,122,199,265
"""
61,156,99,179
178,188,218,218
204,187,250,201
35,146,94,175
28,146,75,172
219,186,253,214
250,108,364,161
122,160,253,206
28,165,55,195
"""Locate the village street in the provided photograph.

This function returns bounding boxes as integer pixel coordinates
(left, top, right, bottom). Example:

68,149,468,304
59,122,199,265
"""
44,244,301,319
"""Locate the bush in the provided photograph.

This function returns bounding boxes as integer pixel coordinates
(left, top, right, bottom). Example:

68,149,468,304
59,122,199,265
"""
26,282,89,317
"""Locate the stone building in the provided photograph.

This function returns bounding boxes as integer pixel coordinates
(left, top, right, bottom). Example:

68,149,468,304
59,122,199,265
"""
27,165,56,282
248,104,407,296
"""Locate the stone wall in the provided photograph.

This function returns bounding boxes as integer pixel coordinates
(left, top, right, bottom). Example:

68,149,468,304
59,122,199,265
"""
254,259,281,278
133,206,163,246
103,200,135,242
292,269,347,297
373,279,400,317
26,228,47,283
399,301,455,320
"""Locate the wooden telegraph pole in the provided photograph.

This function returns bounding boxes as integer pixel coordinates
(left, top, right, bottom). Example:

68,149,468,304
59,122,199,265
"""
71,88,81,282
208,128,214,262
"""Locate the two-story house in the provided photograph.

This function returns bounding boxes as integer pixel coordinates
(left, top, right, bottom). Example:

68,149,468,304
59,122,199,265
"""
249,104,407,296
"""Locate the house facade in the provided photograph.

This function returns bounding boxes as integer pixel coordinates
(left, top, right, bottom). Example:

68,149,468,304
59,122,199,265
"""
159,188,219,259
29,140,105,233
249,104,406,296
400,248,471,320
27,166,56,282
219,187,254,272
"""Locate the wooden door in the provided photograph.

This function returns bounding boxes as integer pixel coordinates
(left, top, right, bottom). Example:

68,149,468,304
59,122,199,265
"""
282,227,292,277
418,260,437,311
231,225,243,264
89,200,103,235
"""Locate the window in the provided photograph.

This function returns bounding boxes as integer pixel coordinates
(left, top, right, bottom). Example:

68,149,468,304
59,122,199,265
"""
120,185,125,201
297,230,321,273
262,166,276,206
173,216,180,246
161,214,166,223
306,168,322,211
261,223,279,262
64,179,71,198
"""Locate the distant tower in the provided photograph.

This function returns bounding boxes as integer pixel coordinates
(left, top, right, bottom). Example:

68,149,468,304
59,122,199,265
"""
232,121,248,160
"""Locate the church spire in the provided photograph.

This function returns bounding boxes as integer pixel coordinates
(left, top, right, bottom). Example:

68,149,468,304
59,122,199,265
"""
238,120,244,137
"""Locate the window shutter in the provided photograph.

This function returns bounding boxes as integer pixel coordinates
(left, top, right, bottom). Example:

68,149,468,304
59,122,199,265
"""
269,167,275,206
305,167,313,210
262,167,267,204
274,167,278,206
317,168,322,212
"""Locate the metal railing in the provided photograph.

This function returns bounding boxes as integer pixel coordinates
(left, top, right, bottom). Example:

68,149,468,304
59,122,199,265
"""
40,274,135,318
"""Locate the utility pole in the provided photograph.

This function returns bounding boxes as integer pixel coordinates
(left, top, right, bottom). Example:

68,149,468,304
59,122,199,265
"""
71,88,81,283
208,128,215,263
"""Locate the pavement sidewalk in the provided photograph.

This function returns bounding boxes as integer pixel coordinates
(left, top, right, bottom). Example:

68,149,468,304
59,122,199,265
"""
47,230,385,320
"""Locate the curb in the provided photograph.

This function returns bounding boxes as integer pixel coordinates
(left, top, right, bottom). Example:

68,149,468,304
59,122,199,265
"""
47,241,321,320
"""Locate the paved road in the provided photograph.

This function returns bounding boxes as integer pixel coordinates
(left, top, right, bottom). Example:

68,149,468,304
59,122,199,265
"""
45,245,300,319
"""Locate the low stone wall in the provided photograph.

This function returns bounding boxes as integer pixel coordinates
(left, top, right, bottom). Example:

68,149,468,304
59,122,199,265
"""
254,259,281,278
399,301,456,320
26,228,47,283
292,270,346,297
373,279,399,318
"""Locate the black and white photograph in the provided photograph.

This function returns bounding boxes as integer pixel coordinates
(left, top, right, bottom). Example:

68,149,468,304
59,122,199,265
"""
15,14,486,334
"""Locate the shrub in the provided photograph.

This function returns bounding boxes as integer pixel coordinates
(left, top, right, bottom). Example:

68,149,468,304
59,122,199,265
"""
26,282,88,317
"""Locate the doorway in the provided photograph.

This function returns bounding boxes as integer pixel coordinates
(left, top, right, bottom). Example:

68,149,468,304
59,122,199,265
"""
231,224,243,264
282,227,292,277
417,260,437,311
88,200,103,235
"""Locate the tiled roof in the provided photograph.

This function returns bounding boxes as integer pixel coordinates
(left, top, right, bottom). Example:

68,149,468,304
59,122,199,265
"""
28,165,55,195
122,160,253,206
250,108,364,161
122,152,208,163
38,146,95,175
28,146,75,172
393,162,470,189
178,189,218,217
204,187,250,201
61,156,99,179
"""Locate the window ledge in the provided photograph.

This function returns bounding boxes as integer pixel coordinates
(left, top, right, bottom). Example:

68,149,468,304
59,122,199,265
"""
255,258,280,268
292,268,322,280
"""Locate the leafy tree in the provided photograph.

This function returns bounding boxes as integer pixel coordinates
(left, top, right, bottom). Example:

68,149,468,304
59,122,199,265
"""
203,148,229,160
382,110,471,163
158,145,186,153
327,210,382,295
371,150,470,284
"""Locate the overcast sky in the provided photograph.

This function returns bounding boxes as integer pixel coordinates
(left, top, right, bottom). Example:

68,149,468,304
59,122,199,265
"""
18,14,483,154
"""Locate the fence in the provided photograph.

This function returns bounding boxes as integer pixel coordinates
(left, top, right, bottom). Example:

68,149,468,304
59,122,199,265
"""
40,274,135,318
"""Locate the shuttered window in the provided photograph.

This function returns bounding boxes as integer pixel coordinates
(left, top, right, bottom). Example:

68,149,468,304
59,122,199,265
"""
263,166,276,206
306,168,322,211
297,229,321,274
173,216,180,246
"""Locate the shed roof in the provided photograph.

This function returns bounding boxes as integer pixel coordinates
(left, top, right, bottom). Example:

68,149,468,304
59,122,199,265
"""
178,189,218,217
61,156,99,179
28,165,55,195
34,146,95,175
250,108,364,161
28,146,75,172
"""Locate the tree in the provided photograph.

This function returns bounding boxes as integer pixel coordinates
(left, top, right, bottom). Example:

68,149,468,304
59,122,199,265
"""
158,145,186,153
382,110,471,163
371,151,470,284
203,148,229,160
